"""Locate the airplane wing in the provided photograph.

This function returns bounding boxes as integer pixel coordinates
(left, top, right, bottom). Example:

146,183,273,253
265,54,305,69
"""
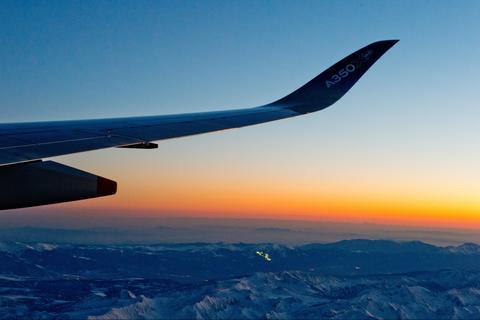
0,40,398,210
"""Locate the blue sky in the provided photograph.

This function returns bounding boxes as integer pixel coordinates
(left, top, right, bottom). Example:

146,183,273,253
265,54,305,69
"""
3,1,478,121
2,1,480,227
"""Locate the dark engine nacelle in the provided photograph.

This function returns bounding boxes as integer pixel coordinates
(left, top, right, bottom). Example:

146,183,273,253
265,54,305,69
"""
0,161,117,210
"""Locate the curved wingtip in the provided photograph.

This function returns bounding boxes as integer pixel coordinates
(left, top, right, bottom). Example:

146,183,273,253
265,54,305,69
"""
270,40,399,114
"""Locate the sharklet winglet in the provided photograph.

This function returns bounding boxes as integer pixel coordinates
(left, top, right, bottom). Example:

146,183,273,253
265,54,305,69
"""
269,40,399,114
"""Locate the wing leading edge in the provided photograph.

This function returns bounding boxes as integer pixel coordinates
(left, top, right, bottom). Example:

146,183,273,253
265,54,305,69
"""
0,40,398,209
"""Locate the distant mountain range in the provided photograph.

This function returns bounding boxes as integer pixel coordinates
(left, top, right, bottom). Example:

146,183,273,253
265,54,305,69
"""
2,239,480,281
2,240,480,319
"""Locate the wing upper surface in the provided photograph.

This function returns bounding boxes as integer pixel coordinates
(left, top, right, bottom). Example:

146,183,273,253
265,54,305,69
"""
0,40,398,166
0,107,298,165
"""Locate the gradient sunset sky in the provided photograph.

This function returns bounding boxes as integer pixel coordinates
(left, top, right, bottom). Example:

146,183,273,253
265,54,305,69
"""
2,1,480,228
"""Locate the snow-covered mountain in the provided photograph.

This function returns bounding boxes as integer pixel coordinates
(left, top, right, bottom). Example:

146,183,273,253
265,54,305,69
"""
2,240,480,319
89,270,480,320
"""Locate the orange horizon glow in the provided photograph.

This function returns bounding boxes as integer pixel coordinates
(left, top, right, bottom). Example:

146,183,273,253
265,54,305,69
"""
66,174,480,230
58,133,480,232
